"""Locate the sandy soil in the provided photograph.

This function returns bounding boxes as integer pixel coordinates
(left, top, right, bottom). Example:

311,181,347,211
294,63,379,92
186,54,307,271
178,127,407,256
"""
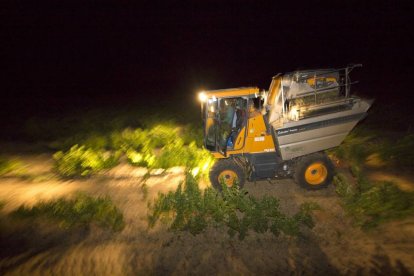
0,154,413,275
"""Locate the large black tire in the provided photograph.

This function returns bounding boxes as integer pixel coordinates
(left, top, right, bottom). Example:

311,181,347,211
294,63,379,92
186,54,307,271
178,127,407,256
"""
294,153,334,190
209,158,245,191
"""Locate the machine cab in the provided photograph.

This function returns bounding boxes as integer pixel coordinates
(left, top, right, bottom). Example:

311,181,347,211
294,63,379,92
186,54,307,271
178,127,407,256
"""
199,87,272,158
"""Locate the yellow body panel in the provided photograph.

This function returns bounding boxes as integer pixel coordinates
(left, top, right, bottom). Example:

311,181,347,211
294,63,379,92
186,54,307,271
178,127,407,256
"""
213,113,276,159
204,87,259,98
245,114,275,153
266,76,281,109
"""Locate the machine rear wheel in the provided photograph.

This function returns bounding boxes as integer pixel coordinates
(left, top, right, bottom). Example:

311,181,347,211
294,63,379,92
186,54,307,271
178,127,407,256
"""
294,153,334,190
209,159,245,191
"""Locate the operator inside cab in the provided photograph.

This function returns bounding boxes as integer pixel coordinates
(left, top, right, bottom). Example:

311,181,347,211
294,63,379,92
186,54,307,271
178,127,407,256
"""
225,100,246,149
226,98,263,149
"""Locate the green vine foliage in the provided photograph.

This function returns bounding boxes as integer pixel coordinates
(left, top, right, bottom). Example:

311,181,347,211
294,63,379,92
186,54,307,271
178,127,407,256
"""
0,157,23,176
11,193,125,232
148,173,318,240
51,123,214,179
53,145,120,178
334,172,414,229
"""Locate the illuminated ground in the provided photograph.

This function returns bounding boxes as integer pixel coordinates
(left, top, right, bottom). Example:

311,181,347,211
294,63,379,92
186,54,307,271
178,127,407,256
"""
0,154,413,275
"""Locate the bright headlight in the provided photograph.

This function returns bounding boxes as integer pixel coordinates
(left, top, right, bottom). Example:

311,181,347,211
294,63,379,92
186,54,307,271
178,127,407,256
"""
198,91,207,102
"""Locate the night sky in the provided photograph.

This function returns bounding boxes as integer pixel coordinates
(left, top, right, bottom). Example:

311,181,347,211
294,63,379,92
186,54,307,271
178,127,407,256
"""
2,0,413,120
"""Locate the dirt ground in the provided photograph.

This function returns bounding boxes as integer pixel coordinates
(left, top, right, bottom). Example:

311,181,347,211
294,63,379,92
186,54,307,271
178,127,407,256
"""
1,154,413,275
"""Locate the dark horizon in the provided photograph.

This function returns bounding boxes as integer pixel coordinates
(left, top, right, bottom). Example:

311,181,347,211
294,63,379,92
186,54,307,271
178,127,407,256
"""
2,1,413,119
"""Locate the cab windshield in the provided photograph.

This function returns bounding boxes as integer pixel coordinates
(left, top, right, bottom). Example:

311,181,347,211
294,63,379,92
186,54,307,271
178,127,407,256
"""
204,97,247,152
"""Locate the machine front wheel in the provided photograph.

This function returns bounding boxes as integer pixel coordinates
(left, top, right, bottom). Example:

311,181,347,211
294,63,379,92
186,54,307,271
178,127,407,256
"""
209,159,245,191
294,153,334,190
